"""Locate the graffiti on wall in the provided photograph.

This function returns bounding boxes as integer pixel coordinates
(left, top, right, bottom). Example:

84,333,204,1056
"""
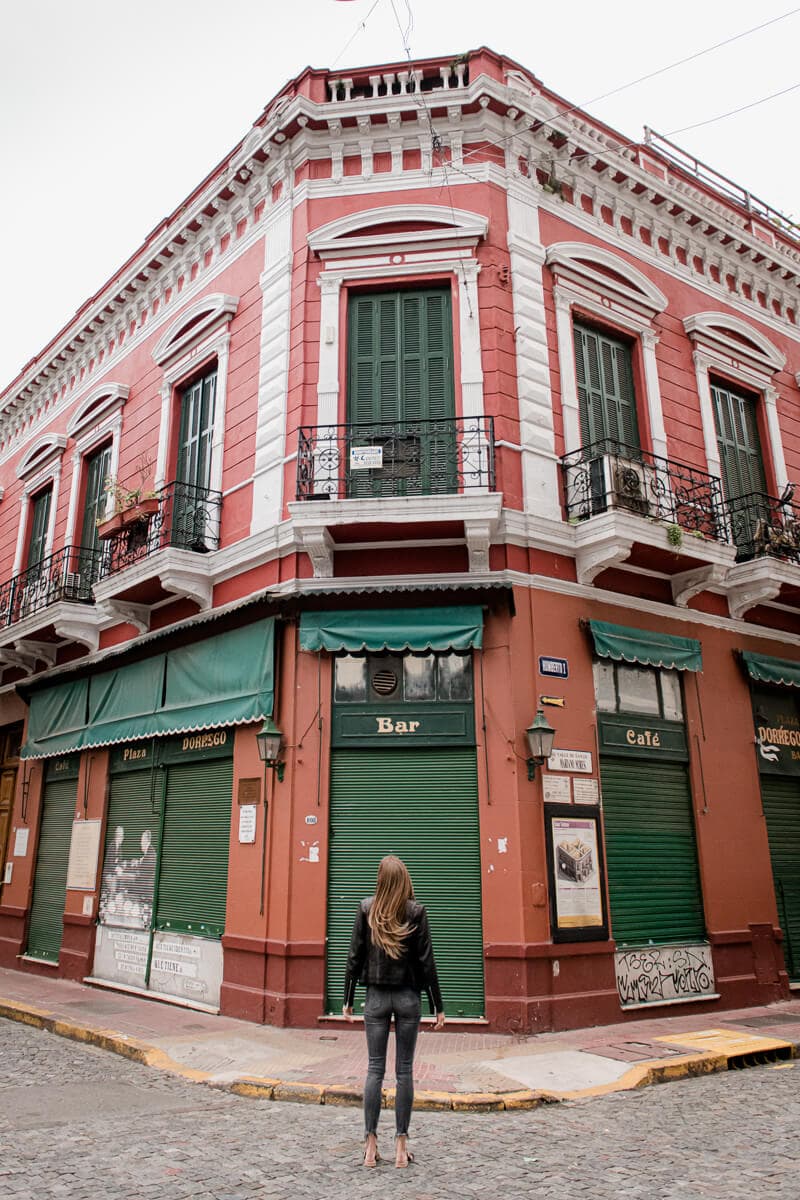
615,944,715,1007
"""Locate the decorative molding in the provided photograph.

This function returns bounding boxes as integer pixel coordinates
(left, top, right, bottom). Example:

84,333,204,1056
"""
152,293,239,367
683,312,786,377
308,203,488,259
671,563,729,608
546,241,668,318
66,383,129,440
16,435,67,481
100,600,151,635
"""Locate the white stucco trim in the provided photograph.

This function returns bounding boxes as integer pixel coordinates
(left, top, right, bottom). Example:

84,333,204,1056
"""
308,203,488,259
152,293,239,367
66,383,129,440
546,241,668,319
686,311,788,494
16,435,67,481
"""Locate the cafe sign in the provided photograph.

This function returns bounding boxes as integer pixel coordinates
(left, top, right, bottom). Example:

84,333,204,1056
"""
597,715,688,761
752,688,800,777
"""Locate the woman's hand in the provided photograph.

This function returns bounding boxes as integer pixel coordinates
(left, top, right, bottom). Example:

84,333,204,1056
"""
342,1005,355,1022
434,1010,445,1031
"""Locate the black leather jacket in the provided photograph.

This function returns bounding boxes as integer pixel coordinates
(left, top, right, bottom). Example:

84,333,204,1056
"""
343,897,443,1014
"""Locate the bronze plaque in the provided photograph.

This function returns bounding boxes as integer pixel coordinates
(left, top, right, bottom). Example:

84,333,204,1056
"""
237,777,261,806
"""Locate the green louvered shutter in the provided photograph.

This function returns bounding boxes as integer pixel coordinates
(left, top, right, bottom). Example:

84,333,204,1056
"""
98,769,161,935
26,773,78,961
711,382,767,502
573,323,639,451
326,746,484,1017
347,290,455,497
154,756,233,939
27,488,53,570
761,777,800,980
79,443,112,578
600,758,706,946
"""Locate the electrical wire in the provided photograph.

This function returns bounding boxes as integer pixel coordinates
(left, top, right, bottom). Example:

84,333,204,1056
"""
666,79,800,135
454,6,800,171
388,0,475,316
330,0,384,70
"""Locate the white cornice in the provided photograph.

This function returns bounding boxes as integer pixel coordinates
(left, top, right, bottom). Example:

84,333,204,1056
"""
3,58,798,452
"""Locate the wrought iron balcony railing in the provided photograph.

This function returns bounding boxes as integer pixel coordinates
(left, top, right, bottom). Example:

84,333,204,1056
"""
0,544,101,627
98,480,222,580
725,490,800,564
560,440,727,541
296,416,495,501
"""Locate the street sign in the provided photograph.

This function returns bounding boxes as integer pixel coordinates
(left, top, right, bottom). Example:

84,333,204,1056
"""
539,656,568,679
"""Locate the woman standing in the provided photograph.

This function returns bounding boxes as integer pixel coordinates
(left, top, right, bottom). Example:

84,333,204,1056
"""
343,855,445,1168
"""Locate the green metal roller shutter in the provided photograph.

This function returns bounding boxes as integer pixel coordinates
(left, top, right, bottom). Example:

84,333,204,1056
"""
155,757,233,939
761,776,800,980
326,747,484,1017
600,759,705,946
26,775,77,961
98,769,161,931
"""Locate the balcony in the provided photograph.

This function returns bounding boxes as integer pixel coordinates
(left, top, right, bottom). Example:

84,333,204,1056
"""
290,417,501,577
92,481,222,626
560,440,736,601
0,545,104,668
725,490,800,618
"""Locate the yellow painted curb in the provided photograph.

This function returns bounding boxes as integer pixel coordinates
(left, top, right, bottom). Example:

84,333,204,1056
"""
227,1079,278,1100
451,1092,506,1112
324,1084,363,1106
3,994,796,1111
272,1081,326,1104
502,1090,542,1111
414,1090,455,1111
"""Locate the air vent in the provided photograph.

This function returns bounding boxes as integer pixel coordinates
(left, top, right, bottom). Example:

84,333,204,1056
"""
372,669,398,696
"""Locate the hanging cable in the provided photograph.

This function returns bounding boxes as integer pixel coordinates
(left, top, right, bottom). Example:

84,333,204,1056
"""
330,0,384,70
666,79,800,135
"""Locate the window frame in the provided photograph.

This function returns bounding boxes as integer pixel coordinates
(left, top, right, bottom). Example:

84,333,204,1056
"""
546,242,668,464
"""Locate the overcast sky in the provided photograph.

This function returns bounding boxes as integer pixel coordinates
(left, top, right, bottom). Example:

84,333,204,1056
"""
1,0,797,391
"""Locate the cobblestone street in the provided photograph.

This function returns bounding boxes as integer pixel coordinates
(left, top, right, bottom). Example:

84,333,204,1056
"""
2,1019,799,1198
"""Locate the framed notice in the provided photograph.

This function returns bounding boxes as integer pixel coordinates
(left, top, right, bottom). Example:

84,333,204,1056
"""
544,803,608,943
66,820,103,891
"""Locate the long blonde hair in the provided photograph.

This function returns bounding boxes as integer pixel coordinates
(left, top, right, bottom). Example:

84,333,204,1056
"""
368,855,414,959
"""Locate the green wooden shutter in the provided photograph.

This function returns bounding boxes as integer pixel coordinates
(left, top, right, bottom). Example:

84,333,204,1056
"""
26,774,77,961
326,746,484,1017
80,444,112,552
600,758,705,946
573,324,639,450
177,371,217,490
27,488,52,569
154,756,233,939
347,290,455,496
98,768,161,933
711,382,767,501
761,777,800,980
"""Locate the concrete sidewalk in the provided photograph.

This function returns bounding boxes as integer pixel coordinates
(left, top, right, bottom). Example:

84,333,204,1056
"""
1,967,798,1110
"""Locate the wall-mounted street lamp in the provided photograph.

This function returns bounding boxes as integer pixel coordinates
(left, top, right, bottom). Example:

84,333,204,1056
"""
525,708,556,780
256,716,285,782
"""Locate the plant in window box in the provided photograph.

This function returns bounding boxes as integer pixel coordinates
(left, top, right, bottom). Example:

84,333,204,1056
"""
98,455,159,536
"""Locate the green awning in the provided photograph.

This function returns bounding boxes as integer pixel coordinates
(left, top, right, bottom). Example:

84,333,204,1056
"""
150,618,275,735
298,606,483,653
589,620,702,673
22,678,89,759
82,655,167,750
741,650,800,688
21,618,275,758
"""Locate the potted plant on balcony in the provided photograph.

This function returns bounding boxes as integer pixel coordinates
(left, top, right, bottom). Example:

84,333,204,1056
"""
96,456,160,539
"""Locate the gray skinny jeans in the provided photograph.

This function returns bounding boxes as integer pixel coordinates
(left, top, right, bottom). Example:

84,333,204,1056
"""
363,986,421,1137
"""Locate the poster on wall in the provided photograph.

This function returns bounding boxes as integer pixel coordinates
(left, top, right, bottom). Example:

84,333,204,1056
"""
544,803,608,943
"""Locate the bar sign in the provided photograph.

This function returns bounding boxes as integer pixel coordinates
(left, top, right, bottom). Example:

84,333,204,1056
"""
539,655,569,679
